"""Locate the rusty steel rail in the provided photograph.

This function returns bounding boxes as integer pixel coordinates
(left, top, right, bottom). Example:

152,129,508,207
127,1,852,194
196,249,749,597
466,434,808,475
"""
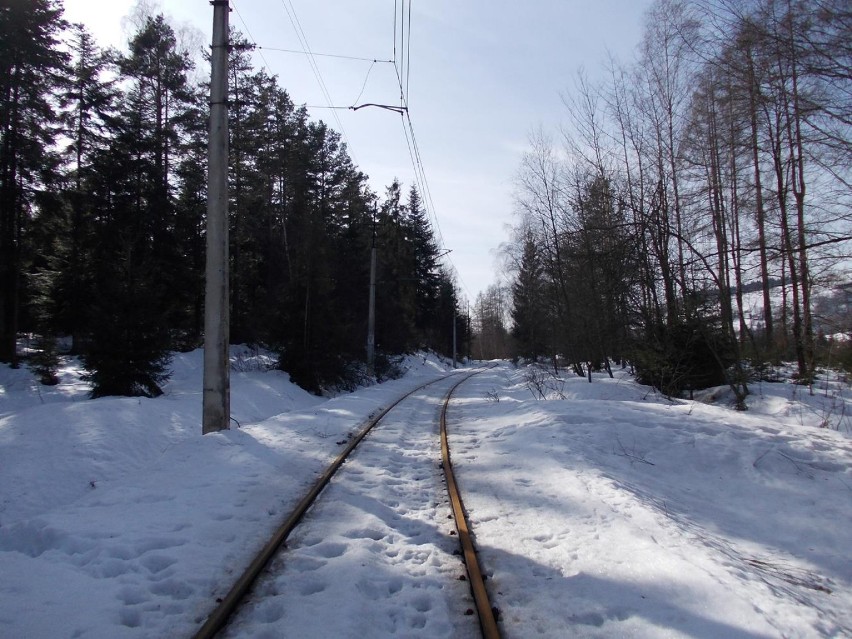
192,373,455,639
441,367,501,639
192,365,499,639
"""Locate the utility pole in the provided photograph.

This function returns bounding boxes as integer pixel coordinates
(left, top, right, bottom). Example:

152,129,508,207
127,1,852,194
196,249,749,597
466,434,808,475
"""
366,208,377,376
466,300,471,361
452,302,457,369
203,0,230,434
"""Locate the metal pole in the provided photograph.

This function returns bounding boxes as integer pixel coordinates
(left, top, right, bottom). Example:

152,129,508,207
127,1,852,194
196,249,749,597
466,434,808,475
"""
466,300,471,361
366,207,377,376
452,303,457,369
366,240,377,376
203,0,230,434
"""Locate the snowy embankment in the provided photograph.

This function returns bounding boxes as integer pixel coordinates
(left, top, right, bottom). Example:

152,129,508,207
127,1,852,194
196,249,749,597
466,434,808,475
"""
0,350,850,638
0,349,451,638
451,367,852,637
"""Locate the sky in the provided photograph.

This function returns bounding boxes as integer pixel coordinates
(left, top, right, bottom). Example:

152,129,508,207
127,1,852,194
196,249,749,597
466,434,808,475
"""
61,0,654,303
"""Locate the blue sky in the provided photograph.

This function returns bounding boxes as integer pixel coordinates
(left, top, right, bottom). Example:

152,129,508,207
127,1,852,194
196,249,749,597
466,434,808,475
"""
62,0,654,303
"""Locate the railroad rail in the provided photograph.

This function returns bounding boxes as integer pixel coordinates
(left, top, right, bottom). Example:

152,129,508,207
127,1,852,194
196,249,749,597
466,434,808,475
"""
192,366,499,639
441,370,501,639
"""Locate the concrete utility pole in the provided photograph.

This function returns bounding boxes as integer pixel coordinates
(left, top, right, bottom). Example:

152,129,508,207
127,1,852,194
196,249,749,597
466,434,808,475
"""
203,0,230,434
366,210,377,376
466,300,471,361
452,303,457,369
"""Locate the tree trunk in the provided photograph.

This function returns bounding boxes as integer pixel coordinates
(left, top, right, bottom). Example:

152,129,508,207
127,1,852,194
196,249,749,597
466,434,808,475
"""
747,46,774,350
0,82,21,365
785,9,814,380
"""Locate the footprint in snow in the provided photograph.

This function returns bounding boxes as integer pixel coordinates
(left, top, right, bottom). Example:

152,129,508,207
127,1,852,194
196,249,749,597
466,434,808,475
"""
299,579,327,596
313,542,347,558
342,527,384,541
117,585,148,606
119,608,141,628
140,552,177,574
149,578,193,600
288,555,325,572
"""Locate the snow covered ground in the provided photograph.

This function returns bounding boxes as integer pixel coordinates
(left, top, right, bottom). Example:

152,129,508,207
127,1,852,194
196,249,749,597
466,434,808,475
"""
0,350,850,637
452,367,852,638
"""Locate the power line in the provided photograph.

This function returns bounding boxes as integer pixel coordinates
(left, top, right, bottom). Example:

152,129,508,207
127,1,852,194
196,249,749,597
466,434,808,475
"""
305,103,406,113
235,0,471,301
277,0,357,164
352,60,377,105
400,0,406,107
231,1,272,72
397,100,475,301
402,109,474,301
253,46,393,65
394,0,414,107
389,2,473,301
406,0,412,104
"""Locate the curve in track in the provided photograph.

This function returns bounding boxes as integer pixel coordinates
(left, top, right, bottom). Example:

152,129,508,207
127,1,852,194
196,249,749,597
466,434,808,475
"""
441,367,501,639
192,366,499,639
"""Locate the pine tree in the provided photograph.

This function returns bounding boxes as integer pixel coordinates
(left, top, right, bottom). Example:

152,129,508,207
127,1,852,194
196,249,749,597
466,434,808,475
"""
374,179,416,354
51,23,117,353
81,121,172,397
511,231,548,361
227,33,264,344
0,0,67,364
172,88,207,348
81,14,194,397
277,119,374,390
404,185,442,348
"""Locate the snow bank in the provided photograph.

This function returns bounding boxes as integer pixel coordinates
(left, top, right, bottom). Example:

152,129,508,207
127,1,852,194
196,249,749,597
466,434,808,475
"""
1,354,849,637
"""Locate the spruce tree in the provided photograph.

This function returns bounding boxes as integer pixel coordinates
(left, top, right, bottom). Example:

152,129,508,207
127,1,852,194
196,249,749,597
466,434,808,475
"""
375,179,416,354
0,0,67,364
80,106,172,398
511,231,548,361
172,89,207,348
404,185,442,348
81,14,194,397
52,24,117,354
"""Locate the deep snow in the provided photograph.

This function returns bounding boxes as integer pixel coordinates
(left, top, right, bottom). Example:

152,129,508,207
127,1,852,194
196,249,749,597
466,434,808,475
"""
0,350,850,638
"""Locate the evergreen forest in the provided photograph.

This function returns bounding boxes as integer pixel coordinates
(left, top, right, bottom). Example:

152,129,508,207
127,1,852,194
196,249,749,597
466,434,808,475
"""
0,0,468,395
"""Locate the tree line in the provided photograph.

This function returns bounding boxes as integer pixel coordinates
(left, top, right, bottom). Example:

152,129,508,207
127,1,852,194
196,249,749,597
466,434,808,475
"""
496,0,850,404
0,0,467,395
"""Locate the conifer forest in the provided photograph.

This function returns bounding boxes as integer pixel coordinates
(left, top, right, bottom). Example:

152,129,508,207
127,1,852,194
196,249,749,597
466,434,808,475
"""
0,0,466,394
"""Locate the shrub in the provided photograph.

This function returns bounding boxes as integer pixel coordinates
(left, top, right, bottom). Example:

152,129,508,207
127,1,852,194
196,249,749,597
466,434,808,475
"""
632,318,733,396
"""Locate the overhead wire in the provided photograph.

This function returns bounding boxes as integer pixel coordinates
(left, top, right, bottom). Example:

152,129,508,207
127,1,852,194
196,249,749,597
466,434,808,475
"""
400,104,474,302
232,0,346,127
400,0,406,106
352,60,377,106
406,0,412,103
234,0,472,302
278,0,357,163
231,1,272,73
243,43,392,110
250,46,393,64
390,1,473,301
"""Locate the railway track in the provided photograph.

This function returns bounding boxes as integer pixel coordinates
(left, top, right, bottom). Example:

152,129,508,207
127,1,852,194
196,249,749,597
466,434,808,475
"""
192,367,500,639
